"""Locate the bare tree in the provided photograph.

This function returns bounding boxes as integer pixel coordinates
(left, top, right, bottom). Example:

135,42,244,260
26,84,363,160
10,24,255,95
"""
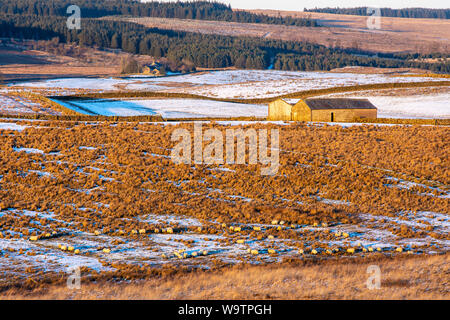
120,57,141,74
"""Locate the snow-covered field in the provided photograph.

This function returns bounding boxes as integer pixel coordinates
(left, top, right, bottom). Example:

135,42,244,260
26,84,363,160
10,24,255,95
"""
179,73,449,99
3,70,449,119
51,93,450,119
10,77,171,91
52,98,267,118
10,70,448,95
0,94,60,115
368,94,450,119
0,122,28,131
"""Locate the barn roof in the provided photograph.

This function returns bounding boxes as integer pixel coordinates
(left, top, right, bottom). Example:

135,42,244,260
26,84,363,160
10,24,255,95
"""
304,98,377,110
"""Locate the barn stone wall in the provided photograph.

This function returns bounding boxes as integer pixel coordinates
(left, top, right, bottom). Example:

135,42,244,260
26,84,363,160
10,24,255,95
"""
268,100,293,121
311,109,377,122
292,100,311,121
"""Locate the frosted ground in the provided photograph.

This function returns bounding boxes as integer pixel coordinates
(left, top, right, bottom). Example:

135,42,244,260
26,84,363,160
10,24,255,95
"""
354,94,450,119
52,94,450,119
0,122,449,281
8,70,449,119
176,72,449,99
10,70,448,95
52,98,267,118
0,94,60,115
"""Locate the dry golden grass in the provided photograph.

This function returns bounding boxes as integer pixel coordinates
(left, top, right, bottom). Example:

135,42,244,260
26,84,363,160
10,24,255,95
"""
120,11,450,54
248,10,450,54
0,121,448,292
0,40,155,82
2,254,448,300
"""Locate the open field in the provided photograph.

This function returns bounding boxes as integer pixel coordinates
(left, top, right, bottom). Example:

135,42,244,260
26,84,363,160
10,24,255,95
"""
315,90,450,119
49,93,450,119
0,119,448,291
2,253,448,299
1,65,449,299
0,40,155,82
160,71,449,99
51,98,267,118
11,70,448,95
4,70,449,119
0,93,61,116
119,11,450,54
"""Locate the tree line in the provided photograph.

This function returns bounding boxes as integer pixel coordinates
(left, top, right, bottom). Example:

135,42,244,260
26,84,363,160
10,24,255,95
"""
1,14,449,73
304,7,450,19
0,0,317,27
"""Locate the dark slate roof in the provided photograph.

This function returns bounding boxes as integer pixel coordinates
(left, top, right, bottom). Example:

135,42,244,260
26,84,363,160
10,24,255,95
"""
305,98,377,110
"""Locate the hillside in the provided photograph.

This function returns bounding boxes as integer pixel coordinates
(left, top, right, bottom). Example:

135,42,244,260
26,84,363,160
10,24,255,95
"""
304,7,450,19
240,10,450,54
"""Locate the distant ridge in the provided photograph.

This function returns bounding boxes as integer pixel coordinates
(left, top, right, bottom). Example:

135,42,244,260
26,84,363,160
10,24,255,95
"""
304,7,450,19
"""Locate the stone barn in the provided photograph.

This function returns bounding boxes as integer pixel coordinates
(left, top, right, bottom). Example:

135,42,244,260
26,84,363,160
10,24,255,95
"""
268,98,377,122
142,62,163,76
